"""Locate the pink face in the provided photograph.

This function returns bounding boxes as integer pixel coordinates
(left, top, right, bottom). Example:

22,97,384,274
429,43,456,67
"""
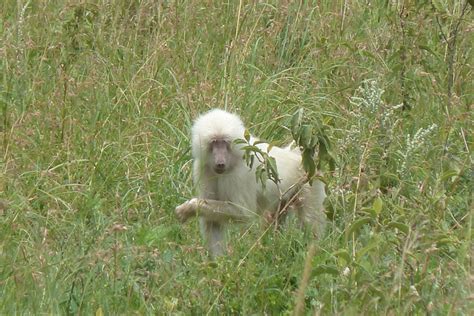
209,139,232,174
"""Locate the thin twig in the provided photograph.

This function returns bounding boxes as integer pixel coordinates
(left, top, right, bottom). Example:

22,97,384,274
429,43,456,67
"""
292,243,317,316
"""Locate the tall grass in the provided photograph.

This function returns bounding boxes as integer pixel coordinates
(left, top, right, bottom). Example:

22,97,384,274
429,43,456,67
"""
1,1,472,314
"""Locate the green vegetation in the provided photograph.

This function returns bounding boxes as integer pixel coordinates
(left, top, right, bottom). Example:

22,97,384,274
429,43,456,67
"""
1,1,472,314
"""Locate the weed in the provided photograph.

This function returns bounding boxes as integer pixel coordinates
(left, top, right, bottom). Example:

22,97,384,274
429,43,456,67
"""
0,1,471,314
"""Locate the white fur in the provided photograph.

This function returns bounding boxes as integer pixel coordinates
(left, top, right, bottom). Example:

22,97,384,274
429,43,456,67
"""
176,109,327,257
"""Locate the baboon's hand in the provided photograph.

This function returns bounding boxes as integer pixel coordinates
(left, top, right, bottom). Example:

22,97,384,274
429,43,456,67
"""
175,198,198,223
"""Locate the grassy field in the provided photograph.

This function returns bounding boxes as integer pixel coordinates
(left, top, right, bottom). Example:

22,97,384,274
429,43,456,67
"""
1,1,472,314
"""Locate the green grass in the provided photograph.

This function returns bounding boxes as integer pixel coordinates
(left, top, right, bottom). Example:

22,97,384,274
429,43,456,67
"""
1,1,472,314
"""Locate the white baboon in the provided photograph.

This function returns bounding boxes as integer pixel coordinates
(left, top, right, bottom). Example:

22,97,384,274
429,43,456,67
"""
175,109,326,257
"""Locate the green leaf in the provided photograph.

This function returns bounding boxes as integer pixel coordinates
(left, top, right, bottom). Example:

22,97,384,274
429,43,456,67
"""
267,142,275,153
291,108,304,135
346,217,372,240
418,45,441,59
258,168,268,188
441,169,459,182
309,135,317,148
248,154,255,169
333,249,351,264
386,221,409,235
266,156,279,183
356,235,381,259
360,49,377,60
300,124,313,148
372,197,383,215
431,0,448,13
96,307,104,316
244,129,250,141
317,135,336,171
234,138,247,145
302,149,316,179
435,236,458,247
313,264,339,277
241,145,263,154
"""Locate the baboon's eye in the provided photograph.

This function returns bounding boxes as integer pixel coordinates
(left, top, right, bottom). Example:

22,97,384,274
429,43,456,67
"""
209,139,217,151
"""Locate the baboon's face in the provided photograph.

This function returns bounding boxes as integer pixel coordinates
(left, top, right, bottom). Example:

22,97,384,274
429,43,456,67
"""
209,139,235,174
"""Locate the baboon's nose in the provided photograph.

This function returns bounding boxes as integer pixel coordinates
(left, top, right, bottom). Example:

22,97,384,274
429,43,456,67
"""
215,163,226,173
